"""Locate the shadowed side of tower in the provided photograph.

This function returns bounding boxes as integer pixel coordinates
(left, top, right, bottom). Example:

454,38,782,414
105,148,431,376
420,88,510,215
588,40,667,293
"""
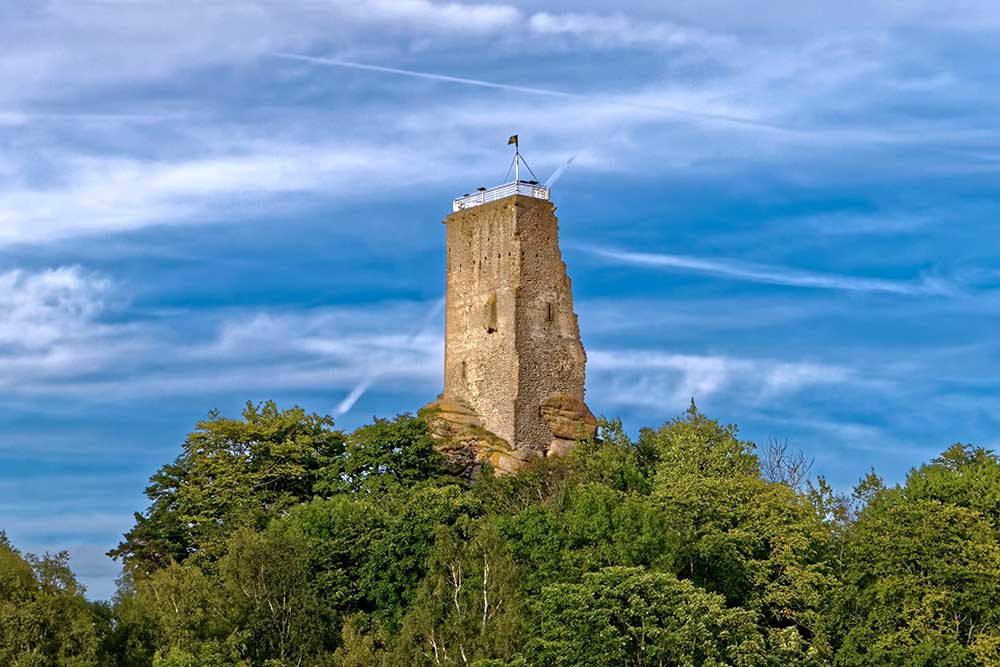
509,197,588,448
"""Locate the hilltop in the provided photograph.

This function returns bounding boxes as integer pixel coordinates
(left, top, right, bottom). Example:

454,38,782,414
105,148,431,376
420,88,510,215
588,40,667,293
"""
3,399,1000,666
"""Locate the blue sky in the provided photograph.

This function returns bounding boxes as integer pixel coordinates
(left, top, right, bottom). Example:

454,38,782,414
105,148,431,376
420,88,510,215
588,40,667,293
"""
4,0,1000,600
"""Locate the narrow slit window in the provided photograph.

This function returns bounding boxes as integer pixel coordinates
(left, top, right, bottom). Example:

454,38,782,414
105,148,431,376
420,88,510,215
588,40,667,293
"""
546,303,554,322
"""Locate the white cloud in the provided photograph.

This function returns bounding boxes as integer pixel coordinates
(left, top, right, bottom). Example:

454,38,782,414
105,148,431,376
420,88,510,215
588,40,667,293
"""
0,140,470,245
0,1,747,113
0,111,28,126
272,52,777,130
0,269,864,419
0,0,527,106
360,0,520,33
583,245,957,296
0,269,862,432
0,267,113,349
798,211,934,235
527,11,721,49
0,79,771,249
549,0,1000,32
0,267,151,391
2,2,997,251
588,348,851,411
0,273,442,405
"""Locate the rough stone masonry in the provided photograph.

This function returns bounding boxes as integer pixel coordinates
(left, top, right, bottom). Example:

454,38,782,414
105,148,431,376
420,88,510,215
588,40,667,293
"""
421,194,596,477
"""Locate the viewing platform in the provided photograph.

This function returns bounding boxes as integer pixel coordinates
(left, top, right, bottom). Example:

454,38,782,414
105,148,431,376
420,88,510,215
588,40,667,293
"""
453,180,550,212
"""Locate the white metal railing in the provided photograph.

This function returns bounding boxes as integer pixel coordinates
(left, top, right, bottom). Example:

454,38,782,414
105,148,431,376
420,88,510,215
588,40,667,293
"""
452,181,550,212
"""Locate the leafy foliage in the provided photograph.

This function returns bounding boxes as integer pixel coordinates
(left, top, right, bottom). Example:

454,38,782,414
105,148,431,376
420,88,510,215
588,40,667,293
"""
315,414,447,495
0,534,101,666
7,401,1000,665
642,399,760,482
530,566,763,666
832,468,1000,666
110,401,346,571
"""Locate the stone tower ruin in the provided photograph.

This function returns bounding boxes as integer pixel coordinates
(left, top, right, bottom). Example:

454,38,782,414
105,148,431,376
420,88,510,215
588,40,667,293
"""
421,138,596,476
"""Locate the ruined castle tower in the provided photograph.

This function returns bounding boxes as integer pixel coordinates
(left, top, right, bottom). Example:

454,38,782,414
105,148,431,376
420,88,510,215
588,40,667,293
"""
422,139,596,475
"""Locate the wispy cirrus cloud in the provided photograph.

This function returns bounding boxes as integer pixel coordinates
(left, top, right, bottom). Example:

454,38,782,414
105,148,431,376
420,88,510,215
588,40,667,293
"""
0,1,722,107
270,52,784,131
583,245,957,296
0,267,875,429
0,140,467,246
4,0,998,254
354,0,521,33
0,266,441,402
0,266,114,349
0,266,881,418
527,11,724,49
588,348,854,411
0,266,147,391
797,211,934,236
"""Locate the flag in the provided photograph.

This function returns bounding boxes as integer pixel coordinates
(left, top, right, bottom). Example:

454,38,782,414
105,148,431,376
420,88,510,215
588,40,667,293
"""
507,134,518,146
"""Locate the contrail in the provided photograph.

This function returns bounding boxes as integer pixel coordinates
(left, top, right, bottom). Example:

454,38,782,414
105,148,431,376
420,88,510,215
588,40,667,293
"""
545,155,576,187
270,52,1000,165
333,377,375,417
544,117,632,188
584,245,957,297
332,296,447,417
269,52,792,133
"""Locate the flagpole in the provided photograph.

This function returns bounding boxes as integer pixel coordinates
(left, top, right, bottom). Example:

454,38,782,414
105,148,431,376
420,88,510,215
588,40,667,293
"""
514,140,519,184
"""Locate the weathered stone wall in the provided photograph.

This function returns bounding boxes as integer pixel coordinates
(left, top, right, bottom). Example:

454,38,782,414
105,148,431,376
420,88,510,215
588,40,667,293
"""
442,195,587,452
511,197,587,450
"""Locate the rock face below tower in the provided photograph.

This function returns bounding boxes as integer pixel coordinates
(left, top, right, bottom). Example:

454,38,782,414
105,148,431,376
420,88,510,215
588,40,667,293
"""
421,194,596,476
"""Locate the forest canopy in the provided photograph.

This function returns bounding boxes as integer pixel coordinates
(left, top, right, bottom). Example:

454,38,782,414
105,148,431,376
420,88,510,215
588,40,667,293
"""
3,399,1000,666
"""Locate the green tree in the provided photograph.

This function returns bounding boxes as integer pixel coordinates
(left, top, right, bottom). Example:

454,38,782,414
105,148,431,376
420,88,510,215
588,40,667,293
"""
834,492,1000,665
332,614,392,667
111,401,345,571
315,414,448,496
473,417,651,519
529,566,764,667
904,444,1000,528
655,476,835,640
496,482,676,599
392,518,525,666
0,534,101,666
647,405,835,662
219,524,326,666
127,563,231,658
641,400,760,483
93,400,1000,666
286,494,390,622
360,484,480,630
282,480,479,641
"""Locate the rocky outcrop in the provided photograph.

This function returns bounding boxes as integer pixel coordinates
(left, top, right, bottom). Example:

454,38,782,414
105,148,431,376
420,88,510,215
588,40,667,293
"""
540,394,597,458
487,445,543,476
419,394,541,479
419,394,482,437
419,392,597,478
